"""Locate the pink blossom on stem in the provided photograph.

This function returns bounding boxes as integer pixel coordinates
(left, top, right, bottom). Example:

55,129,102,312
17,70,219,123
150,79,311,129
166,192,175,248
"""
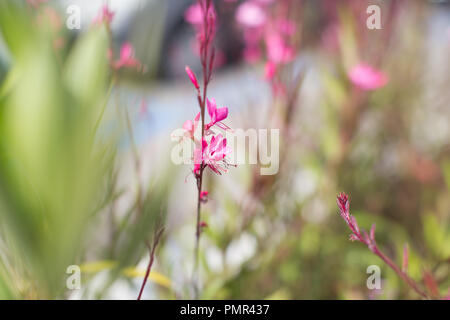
109,43,143,71
203,134,232,175
93,4,115,26
193,134,231,176
206,98,229,131
348,63,389,90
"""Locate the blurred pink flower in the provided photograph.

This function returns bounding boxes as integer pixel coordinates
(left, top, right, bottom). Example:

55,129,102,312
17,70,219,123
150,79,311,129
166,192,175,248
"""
109,43,143,71
348,63,388,90
93,4,115,25
184,3,203,26
206,98,229,131
236,2,267,28
265,32,295,63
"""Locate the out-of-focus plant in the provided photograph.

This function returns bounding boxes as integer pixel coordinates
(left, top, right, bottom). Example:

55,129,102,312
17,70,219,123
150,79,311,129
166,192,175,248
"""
0,1,112,298
0,1,169,299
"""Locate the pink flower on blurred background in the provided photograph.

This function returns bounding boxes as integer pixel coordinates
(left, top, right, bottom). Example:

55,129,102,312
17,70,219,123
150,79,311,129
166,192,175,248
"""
236,2,267,28
193,134,231,176
202,134,232,175
206,98,229,131
93,4,115,25
109,43,143,71
95,4,115,25
348,63,389,90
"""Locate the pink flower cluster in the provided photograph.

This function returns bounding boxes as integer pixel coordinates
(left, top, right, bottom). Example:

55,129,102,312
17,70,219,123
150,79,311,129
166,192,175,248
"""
93,4,115,26
178,0,234,212
108,42,143,71
93,4,143,72
235,0,297,94
183,69,232,176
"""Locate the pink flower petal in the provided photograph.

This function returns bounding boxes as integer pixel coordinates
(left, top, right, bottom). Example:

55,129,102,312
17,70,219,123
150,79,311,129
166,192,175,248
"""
348,63,389,90
236,2,267,28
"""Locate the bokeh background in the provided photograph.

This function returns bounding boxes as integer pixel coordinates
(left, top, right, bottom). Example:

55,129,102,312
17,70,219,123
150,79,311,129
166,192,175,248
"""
0,0,449,299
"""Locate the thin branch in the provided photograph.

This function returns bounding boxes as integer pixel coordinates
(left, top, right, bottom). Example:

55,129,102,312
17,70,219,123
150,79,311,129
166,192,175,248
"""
137,226,164,300
336,192,429,299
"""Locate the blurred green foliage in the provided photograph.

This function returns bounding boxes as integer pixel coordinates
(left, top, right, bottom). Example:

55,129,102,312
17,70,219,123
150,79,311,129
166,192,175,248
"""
0,1,113,298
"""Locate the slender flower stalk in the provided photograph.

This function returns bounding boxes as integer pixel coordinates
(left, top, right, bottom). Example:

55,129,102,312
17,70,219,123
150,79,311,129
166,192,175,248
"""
336,192,429,299
181,0,234,297
137,226,164,300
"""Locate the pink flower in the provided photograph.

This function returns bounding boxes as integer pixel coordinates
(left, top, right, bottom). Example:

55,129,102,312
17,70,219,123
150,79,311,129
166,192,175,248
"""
110,43,143,71
348,63,389,90
185,66,200,90
204,134,232,175
93,4,115,25
236,2,267,28
194,135,231,175
182,112,200,140
206,98,229,131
